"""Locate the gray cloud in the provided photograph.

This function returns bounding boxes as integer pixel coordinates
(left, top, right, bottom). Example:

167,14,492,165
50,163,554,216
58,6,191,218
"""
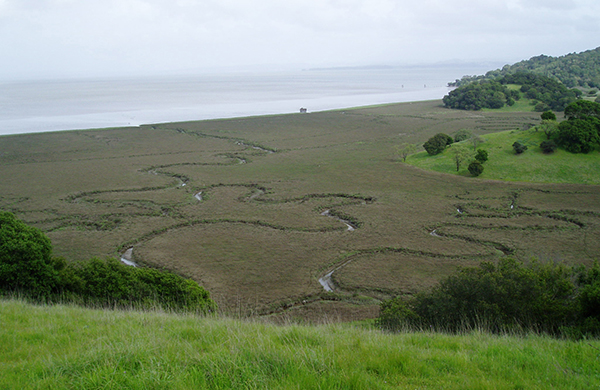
1,0,598,79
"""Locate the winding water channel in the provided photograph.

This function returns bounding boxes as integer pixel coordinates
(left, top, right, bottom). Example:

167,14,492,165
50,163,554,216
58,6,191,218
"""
120,247,138,267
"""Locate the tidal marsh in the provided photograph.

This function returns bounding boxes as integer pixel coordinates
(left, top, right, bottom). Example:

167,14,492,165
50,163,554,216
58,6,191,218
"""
1,100,598,320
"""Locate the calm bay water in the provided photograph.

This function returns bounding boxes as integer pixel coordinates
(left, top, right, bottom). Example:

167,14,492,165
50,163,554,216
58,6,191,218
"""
0,66,492,136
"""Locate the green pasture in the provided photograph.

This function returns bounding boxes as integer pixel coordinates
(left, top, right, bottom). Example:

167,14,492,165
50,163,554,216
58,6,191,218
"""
408,128,600,184
1,100,599,321
1,299,598,390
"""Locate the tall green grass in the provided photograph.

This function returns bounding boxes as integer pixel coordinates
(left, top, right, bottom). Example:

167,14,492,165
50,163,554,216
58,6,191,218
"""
1,298,598,389
407,128,600,184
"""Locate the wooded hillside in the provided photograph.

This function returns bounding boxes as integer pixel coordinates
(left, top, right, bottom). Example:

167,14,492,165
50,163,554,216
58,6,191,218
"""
450,47,600,88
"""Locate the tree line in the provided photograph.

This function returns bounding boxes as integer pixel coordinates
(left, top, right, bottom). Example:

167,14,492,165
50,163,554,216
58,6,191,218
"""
443,72,580,111
0,212,216,313
449,46,600,88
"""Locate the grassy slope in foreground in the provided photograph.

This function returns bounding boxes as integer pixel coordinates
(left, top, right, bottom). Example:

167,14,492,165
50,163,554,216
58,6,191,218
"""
407,127,600,185
1,299,598,390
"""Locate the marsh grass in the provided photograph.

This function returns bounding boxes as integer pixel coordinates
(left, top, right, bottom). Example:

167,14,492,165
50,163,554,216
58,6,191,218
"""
1,298,599,389
2,101,600,321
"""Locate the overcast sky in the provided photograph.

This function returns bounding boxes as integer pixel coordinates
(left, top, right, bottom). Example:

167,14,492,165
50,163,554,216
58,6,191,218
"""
1,0,599,80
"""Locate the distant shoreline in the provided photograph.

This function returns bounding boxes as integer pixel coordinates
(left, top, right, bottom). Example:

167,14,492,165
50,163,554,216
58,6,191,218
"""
0,96,447,138
1,67,486,137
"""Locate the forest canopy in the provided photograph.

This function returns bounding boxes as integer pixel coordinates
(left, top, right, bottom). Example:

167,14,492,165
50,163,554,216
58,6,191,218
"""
443,72,580,111
449,46,600,88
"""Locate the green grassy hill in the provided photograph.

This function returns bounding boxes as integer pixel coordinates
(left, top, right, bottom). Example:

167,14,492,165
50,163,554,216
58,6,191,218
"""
407,127,600,185
1,299,598,389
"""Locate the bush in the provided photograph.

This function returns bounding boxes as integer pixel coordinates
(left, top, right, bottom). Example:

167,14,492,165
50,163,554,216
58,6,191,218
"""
540,140,558,153
0,213,216,313
0,212,57,298
453,129,472,142
512,141,528,154
423,133,453,155
378,297,420,331
71,257,216,313
556,119,599,153
474,149,488,162
378,258,600,337
468,161,484,176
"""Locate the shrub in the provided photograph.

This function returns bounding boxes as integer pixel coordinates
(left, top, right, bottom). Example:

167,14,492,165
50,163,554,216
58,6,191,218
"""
0,212,57,298
72,258,216,313
540,140,558,153
468,161,484,176
423,133,453,155
452,129,472,142
512,141,528,154
0,213,216,313
474,149,488,162
378,297,420,331
377,258,600,337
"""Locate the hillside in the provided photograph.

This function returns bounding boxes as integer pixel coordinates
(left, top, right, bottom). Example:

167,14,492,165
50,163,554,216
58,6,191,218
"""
450,46,600,88
407,127,600,184
1,298,598,389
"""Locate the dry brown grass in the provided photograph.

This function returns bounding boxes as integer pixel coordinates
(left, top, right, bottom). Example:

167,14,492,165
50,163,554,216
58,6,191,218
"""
2,100,599,321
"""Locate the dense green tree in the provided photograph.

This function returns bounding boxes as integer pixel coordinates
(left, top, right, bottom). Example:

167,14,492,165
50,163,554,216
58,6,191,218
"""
541,111,557,121
474,149,488,162
443,80,516,110
468,161,484,176
0,212,57,298
423,133,453,155
564,100,600,120
556,119,599,153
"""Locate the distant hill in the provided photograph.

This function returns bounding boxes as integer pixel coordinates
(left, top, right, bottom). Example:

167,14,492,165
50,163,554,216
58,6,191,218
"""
449,47,600,88
443,71,581,111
